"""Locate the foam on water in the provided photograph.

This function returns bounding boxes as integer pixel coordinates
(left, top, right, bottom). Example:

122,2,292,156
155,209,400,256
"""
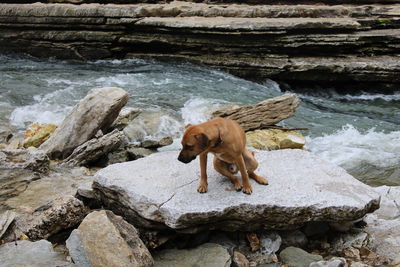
180,98,227,125
307,124,400,184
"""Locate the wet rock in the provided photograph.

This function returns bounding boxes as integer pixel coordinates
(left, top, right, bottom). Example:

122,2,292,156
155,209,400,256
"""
0,240,71,266
0,148,49,172
0,169,41,207
62,129,126,167
153,243,231,267
310,257,348,267
112,107,142,131
7,196,88,241
141,136,173,149
0,210,16,239
279,247,323,267
93,149,380,232
212,94,300,132
66,210,153,267
40,87,128,159
3,168,93,213
23,123,57,148
247,129,306,150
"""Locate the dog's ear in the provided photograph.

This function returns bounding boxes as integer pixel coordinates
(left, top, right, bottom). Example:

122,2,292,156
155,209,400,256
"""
184,124,192,129
195,133,209,149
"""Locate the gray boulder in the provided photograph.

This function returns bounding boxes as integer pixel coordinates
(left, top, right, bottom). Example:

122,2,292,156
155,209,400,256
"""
40,87,128,159
93,149,380,232
62,129,126,167
0,240,71,267
153,243,231,267
66,210,153,267
279,247,323,267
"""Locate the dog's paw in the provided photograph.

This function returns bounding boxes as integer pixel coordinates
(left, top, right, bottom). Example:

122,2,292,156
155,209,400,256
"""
233,181,242,191
256,176,269,185
197,183,208,193
242,185,253,194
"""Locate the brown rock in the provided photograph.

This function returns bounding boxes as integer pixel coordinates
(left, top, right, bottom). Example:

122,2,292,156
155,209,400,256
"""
234,251,250,267
246,233,261,252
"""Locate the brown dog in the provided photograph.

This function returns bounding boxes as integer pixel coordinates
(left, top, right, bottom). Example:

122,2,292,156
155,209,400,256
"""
178,117,268,194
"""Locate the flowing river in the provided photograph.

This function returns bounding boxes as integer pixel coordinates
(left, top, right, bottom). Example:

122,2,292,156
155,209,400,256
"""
1,54,399,186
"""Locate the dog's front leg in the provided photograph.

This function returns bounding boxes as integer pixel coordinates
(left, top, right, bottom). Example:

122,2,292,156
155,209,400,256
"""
198,152,208,193
236,155,252,194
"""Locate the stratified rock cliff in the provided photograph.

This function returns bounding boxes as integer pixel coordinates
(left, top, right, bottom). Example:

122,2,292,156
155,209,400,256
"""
0,1,399,90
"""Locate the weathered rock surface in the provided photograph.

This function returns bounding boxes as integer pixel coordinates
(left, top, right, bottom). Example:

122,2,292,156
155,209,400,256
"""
66,210,153,267
0,148,49,172
39,87,128,159
0,3,399,90
153,243,231,267
0,169,41,207
93,149,380,232
8,196,88,241
62,129,126,167
23,123,57,148
246,129,306,150
213,94,300,131
0,240,71,267
112,107,142,131
2,167,93,213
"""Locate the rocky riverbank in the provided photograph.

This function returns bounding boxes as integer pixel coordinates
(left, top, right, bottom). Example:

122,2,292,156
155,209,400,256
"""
0,1,400,91
1,87,399,266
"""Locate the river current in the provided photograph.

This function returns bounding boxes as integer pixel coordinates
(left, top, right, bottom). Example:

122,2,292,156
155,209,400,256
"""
1,54,399,186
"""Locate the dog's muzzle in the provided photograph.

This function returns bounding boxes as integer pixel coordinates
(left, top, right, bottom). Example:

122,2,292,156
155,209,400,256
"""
178,153,196,164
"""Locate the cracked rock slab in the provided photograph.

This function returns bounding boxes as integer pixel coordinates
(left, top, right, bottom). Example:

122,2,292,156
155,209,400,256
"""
93,149,380,232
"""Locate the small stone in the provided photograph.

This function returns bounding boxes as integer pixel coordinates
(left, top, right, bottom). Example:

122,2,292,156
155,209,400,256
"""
141,136,173,149
247,233,261,252
332,231,370,251
359,247,389,266
153,243,231,267
260,232,282,255
0,125,13,144
234,250,250,267
112,107,141,130
341,247,361,262
279,247,323,267
310,257,348,267
126,146,155,160
23,123,57,148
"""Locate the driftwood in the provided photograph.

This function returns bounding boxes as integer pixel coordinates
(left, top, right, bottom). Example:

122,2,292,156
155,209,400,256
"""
212,93,300,132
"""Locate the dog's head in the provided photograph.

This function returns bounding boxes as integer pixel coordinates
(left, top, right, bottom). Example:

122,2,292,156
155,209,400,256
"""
177,124,210,164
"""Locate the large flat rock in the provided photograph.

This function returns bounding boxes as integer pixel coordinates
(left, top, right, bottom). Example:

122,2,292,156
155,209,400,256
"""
93,149,380,232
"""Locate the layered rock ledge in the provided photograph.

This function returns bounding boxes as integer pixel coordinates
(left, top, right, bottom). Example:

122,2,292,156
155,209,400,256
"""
93,149,380,233
0,2,399,90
